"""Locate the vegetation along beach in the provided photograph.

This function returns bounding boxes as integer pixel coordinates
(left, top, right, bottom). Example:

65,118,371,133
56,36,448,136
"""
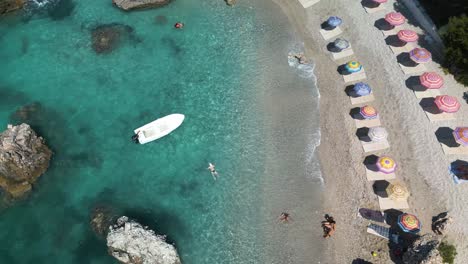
0,0,467,263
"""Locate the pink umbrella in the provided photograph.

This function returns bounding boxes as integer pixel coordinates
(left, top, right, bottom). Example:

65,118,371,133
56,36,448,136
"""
434,95,460,113
372,0,388,3
397,30,419,43
420,72,444,89
385,12,406,26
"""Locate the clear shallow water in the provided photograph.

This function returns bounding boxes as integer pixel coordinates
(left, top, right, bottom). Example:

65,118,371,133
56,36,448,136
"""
0,0,321,263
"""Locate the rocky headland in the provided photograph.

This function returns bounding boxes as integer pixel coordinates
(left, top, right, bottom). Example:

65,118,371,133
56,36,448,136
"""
0,0,24,14
112,0,171,11
0,123,52,198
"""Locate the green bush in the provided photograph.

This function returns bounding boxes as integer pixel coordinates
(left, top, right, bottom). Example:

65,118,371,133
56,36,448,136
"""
438,242,457,264
442,15,468,87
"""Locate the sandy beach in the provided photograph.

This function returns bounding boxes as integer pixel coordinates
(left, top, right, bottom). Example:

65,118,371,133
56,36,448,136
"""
272,0,468,263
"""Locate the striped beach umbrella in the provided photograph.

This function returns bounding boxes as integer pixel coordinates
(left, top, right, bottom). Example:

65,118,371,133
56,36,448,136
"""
397,30,419,43
434,95,460,113
420,72,444,89
372,0,388,3
386,182,409,201
376,156,397,174
345,61,362,73
409,48,432,64
398,213,421,233
334,38,350,50
453,127,468,147
354,82,372,96
368,127,388,142
327,16,343,28
360,105,378,119
385,12,406,26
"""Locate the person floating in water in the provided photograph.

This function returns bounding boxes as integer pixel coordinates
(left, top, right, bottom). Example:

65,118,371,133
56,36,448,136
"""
278,212,291,223
174,22,184,29
207,162,218,180
322,214,336,238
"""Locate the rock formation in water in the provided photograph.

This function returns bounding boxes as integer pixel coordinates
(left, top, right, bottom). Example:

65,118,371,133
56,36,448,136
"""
402,234,443,264
91,23,136,54
0,123,52,198
0,0,25,14
90,206,117,238
107,216,181,264
112,0,171,11
225,0,236,6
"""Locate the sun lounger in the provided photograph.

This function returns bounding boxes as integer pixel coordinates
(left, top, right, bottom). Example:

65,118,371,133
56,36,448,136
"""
367,224,399,243
378,197,409,210
423,108,456,122
363,4,386,14
399,63,427,75
365,168,396,181
413,88,441,99
358,208,385,222
361,139,390,153
343,68,367,83
441,145,468,155
381,26,401,36
389,42,416,55
331,45,354,60
350,93,375,105
355,118,381,129
298,0,320,8
320,27,342,41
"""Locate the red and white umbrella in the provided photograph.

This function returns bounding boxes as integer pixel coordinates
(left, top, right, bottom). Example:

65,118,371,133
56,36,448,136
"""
385,12,406,26
420,72,444,89
434,95,460,113
397,30,419,43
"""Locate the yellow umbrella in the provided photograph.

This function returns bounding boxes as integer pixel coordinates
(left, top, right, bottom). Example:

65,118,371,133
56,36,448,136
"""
386,182,409,201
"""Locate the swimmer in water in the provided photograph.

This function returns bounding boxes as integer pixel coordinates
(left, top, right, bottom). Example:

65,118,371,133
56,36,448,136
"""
207,162,218,180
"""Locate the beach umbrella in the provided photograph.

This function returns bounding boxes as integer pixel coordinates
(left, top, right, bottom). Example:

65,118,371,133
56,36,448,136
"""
360,105,378,119
453,127,468,147
409,48,432,64
353,82,372,96
376,156,397,174
372,0,388,3
368,127,388,142
397,213,421,233
386,182,409,201
434,95,460,113
345,61,362,73
420,72,444,89
334,38,350,50
397,30,419,43
385,12,406,26
327,16,343,28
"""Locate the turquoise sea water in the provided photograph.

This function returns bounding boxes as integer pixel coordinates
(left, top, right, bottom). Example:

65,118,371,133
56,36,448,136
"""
0,0,321,263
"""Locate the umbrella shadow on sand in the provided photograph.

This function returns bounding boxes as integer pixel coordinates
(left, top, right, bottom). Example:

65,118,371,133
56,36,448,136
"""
374,18,394,31
435,127,459,148
419,98,440,114
320,22,336,31
405,76,424,92
337,64,352,75
345,85,359,97
361,0,380,8
364,155,380,172
326,42,341,53
385,35,406,47
397,52,418,67
350,107,366,120
373,180,390,198
356,127,371,142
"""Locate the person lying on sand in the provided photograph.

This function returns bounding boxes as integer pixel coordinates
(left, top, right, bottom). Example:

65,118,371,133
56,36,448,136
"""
278,212,291,223
288,53,308,64
322,215,336,238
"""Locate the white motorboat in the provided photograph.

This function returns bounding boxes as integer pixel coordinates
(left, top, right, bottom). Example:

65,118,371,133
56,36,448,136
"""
133,114,185,144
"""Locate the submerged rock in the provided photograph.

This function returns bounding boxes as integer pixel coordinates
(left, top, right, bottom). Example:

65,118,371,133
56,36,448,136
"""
0,123,52,198
107,216,181,264
402,234,443,264
90,206,117,238
112,0,171,11
0,0,25,14
91,23,135,54
225,0,236,6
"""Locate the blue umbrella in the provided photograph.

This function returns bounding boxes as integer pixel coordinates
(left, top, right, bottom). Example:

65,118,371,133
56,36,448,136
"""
354,82,371,96
327,16,342,28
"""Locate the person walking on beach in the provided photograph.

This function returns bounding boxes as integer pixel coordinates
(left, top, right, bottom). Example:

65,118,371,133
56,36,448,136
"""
207,162,218,180
278,212,291,223
322,214,336,238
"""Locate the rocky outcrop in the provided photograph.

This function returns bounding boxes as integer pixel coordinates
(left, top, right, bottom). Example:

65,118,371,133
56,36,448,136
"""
0,0,25,14
112,0,171,11
402,235,443,264
0,123,52,198
90,206,117,238
107,216,181,264
225,0,236,6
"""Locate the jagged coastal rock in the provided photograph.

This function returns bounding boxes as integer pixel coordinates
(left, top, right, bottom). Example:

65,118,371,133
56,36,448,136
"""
0,0,25,14
107,216,181,264
0,123,52,198
402,235,443,264
225,0,236,6
112,0,171,11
